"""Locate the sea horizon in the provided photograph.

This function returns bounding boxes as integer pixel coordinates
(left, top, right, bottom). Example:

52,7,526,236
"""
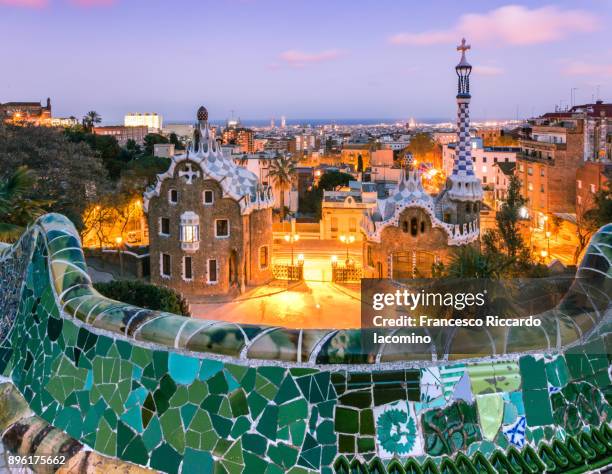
159,117,520,128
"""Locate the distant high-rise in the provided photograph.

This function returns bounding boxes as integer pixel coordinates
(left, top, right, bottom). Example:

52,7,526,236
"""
124,112,163,131
222,126,254,153
281,115,286,129
270,117,275,129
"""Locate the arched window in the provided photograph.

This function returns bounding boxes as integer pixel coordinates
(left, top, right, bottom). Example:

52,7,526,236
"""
420,221,425,233
180,211,200,251
410,218,418,237
465,203,471,213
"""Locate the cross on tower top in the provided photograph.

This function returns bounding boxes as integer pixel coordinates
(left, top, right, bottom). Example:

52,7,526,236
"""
457,38,470,54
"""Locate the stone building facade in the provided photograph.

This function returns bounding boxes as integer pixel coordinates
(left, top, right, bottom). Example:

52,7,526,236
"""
517,101,611,229
144,106,275,297
362,40,482,279
0,98,52,125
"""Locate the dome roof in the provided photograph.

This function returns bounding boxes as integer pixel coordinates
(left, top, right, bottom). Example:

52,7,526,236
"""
197,106,208,121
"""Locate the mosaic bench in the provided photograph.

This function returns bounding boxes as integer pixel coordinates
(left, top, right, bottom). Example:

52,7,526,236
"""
0,213,611,473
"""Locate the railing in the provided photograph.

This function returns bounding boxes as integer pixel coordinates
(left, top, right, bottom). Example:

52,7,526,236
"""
331,261,362,282
272,261,304,280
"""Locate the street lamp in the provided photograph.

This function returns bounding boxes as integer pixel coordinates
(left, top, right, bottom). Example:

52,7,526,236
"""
339,234,355,264
284,233,299,265
540,249,548,263
115,236,124,276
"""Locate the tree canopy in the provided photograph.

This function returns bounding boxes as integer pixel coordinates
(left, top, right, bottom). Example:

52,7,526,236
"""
0,166,52,241
406,133,435,158
318,170,353,191
143,133,170,156
0,124,109,230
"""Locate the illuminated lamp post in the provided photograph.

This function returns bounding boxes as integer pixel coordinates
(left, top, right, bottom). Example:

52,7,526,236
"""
284,232,299,266
115,236,124,276
339,234,356,265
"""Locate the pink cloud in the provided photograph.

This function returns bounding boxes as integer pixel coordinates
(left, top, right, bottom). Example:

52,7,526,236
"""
278,49,344,68
390,5,599,46
561,61,612,77
0,0,47,7
473,65,504,76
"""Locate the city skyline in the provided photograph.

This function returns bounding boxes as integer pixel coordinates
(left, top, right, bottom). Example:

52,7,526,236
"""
0,0,611,122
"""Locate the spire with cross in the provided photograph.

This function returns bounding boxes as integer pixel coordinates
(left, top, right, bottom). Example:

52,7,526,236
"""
457,38,470,59
447,38,482,202
455,38,472,97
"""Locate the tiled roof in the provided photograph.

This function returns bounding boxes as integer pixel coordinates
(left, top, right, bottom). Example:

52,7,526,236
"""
143,118,274,214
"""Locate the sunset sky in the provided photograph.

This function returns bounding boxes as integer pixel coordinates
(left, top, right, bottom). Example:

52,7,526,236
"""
1,0,610,122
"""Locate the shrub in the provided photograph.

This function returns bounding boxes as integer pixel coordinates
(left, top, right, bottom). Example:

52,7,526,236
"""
94,280,190,316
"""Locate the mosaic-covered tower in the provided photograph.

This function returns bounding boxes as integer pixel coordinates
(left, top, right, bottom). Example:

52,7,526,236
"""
362,40,482,279
437,38,483,227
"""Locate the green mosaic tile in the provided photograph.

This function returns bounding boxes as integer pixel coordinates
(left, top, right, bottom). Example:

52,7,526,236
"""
243,433,267,455
142,415,163,451
230,416,250,438
169,385,189,407
275,375,301,404
150,443,182,474
315,419,335,444
94,416,116,456
256,404,278,440
160,408,186,453
183,448,214,474
247,390,268,419
268,442,299,469
334,406,359,434
259,366,286,386
244,452,268,473
519,356,547,390
545,355,570,388
278,399,308,426
211,413,232,438
523,389,553,427
357,436,375,453
338,434,355,453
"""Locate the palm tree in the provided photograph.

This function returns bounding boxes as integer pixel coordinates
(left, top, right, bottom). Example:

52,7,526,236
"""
0,166,51,241
267,154,296,221
446,246,506,279
82,111,102,131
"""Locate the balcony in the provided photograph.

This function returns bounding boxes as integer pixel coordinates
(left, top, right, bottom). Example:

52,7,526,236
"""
517,152,554,164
